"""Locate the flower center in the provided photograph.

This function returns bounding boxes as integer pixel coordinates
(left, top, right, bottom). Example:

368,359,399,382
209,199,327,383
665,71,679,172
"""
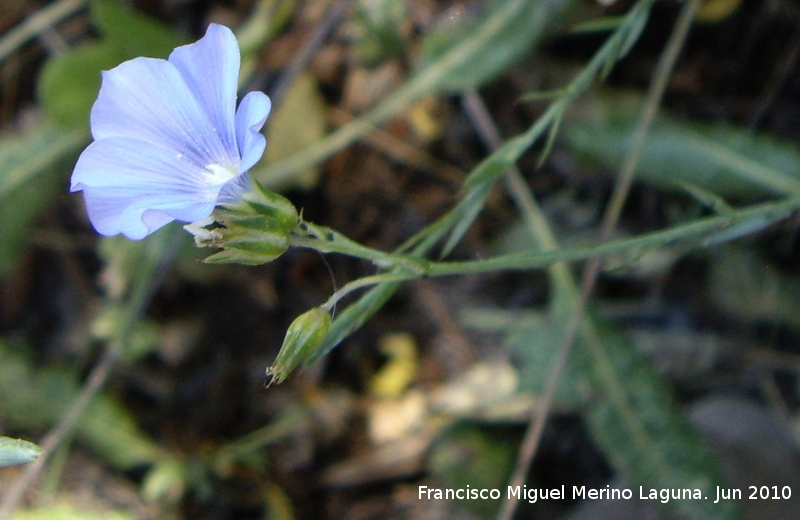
204,163,238,186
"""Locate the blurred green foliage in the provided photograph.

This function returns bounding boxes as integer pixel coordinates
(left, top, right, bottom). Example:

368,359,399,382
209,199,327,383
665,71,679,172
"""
428,423,518,518
39,0,186,129
352,0,408,64
0,342,164,469
565,93,800,198
0,125,84,277
10,502,134,520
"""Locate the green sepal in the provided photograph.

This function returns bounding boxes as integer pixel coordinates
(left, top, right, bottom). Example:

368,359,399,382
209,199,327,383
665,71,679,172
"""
191,179,299,265
239,181,300,230
267,308,332,385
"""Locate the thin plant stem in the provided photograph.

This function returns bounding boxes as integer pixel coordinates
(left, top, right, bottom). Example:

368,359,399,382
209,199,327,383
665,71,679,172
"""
495,0,704,518
292,194,799,279
321,272,422,311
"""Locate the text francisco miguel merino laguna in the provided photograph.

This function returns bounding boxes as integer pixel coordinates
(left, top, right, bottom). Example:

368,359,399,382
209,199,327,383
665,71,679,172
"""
418,485,730,504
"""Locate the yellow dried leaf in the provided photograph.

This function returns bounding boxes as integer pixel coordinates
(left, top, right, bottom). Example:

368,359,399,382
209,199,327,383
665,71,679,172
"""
368,332,418,398
696,0,743,23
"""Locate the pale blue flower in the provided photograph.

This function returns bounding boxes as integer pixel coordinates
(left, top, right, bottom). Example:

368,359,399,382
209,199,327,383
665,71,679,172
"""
70,24,271,240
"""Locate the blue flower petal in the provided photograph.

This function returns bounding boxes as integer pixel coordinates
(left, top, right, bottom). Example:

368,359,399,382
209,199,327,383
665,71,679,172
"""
72,137,231,238
235,91,271,172
168,24,240,163
80,188,175,239
90,57,236,172
83,185,215,240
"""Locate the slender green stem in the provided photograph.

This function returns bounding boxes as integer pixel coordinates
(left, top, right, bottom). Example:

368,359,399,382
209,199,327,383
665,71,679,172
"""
321,272,420,311
497,0,706,518
289,220,428,274
427,196,796,275
291,196,799,298
301,0,784,365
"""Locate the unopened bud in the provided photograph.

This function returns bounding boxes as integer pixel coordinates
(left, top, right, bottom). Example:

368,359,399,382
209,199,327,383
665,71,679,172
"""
266,308,331,385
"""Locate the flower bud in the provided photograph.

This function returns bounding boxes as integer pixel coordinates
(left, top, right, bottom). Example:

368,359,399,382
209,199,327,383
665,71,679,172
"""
266,308,331,385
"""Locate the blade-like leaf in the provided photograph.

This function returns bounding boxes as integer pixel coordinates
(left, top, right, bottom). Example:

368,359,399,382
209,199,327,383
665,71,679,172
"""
416,0,574,92
6,501,135,520
565,94,800,197
577,321,739,520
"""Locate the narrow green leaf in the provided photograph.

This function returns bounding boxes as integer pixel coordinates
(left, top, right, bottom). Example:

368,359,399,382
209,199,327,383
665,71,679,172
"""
8,501,135,520
675,180,735,215
519,88,565,103
571,15,626,33
537,109,563,168
441,183,492,257
565,94,800,197
457,7,654,194
440,133,542,256
417,0,573,93
616,10,649,59
577,322,739,520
